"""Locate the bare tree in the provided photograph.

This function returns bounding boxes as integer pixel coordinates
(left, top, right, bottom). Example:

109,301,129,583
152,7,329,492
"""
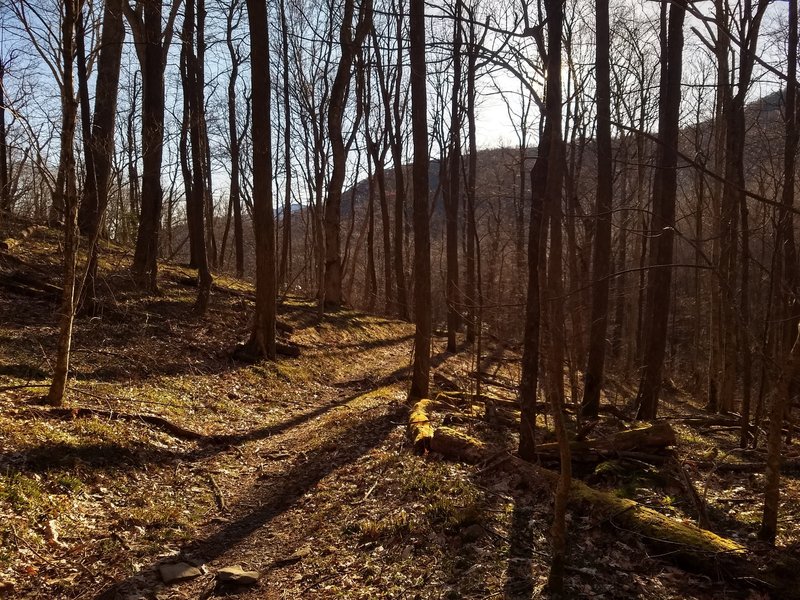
408,0,430,399
242,0,276,358
125,0,183,290
635,0,687,420
47,0,80,405
580,0,612,418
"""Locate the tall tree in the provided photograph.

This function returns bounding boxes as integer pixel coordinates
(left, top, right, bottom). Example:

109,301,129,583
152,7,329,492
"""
47,0,80,406
243,0,276,358
580,0,613,419
760,0,799,543
0,54,12,216
125,0,183,290
323,0,373,308
76,0,125,310
278,0,292,288
181,0,213,313
224,0,246,278
408,0,430,399
634,0,686,420
444,0,463,352
538,0,570,592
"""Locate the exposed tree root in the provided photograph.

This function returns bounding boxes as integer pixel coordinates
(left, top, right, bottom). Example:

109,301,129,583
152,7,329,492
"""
27,406,208,441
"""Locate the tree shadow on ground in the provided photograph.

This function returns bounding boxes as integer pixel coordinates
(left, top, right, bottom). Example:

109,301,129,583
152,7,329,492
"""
503,485,538,599
96,404,404,599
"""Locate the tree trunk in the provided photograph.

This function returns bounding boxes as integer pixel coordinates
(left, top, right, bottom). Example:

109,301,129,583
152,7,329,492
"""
408,0,430,400
444,0,462,352
323,0,372,309
225,0,245,278
635,0,686,420
760,325,800,542
581,0,613,419
130,0,170,290
0,60,8,215
278,0,292,288
48,0,80,406
182,0,213,314
243,0,276,359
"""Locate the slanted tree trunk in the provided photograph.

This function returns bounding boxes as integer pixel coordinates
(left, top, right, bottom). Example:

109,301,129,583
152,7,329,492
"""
225,0,245,278
323,0,372,309
363,38,393,313
243,0,276,359
408,0,430,400
635,0,686,420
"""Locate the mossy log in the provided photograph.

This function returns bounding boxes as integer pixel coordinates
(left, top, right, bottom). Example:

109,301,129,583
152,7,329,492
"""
0,225,46,251
408,399,436,451
535,422,676,461
511,457,750,573
411,425,746,573
430,426,485,463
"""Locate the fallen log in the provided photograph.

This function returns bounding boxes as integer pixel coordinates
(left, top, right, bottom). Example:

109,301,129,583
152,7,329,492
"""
696,458,800,474
435,390,518,410
405,415,798,596
411,425,749,573
0,225,47,251
467,371,518,391
433,371,461,392
511,456,746,567
408,399,435,451
430,426,485,463
535,422,676,459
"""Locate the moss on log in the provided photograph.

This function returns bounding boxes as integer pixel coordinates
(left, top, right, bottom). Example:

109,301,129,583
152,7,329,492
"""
536,422,676,458
408,399,435,451
430,426,486,463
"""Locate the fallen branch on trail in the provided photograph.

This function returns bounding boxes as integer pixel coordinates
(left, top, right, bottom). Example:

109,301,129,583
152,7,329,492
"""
27,406,208,441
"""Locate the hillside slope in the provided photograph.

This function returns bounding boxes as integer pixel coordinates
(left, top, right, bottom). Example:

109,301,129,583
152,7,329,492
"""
1,222,798,599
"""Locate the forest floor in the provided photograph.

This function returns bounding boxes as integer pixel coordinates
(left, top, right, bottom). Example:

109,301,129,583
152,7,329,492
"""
1,221,799,599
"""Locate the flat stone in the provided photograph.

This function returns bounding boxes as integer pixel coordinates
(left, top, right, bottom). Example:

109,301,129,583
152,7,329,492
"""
158,562,202,584
217,565,260,585
274,545,312,566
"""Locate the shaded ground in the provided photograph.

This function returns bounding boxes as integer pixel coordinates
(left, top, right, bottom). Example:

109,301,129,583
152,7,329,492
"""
0,221,798,599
